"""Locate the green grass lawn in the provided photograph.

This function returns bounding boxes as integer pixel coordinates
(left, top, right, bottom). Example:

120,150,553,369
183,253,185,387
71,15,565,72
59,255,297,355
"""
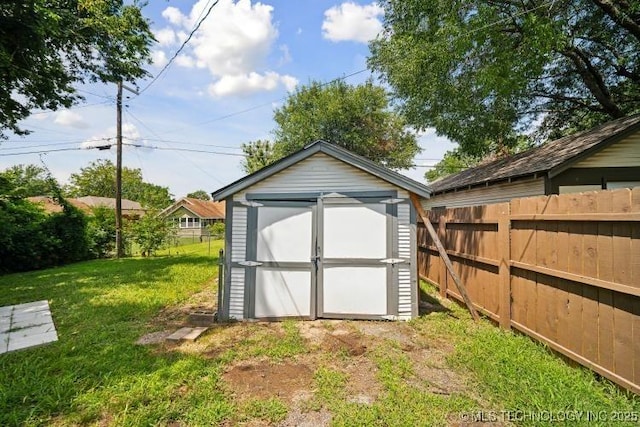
0,243,638,426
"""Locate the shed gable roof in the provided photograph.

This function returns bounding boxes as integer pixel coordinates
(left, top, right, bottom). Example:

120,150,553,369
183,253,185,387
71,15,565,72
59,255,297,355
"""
428,114,640,193
211,140,431,200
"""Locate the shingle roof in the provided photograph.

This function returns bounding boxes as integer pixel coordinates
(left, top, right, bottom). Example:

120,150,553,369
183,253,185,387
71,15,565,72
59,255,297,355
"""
76,196,144,211
428,114,640,193
162,198,226,219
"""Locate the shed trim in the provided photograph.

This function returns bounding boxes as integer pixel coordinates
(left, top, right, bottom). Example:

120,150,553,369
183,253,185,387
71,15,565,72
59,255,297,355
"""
211,141,431,201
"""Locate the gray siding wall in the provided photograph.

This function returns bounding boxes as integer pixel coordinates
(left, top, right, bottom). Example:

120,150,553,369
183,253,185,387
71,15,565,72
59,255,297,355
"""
423,178,545,209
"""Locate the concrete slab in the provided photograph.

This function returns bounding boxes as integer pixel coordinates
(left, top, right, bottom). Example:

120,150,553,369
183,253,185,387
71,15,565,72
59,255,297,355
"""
166,327,193,341
182,327,208,341
0,300,58,354
165,327,209,342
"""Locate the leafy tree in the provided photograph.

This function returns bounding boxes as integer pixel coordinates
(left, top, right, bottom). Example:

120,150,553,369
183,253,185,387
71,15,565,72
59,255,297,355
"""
86,205,117,258
241,140,276,174
369,0,640,156
66,159,173,209
128,211,174,256
1,0,154,137
208,222,225,240
186,190,211,200
242,80,420,171
0,164,55,197
425,150,481,183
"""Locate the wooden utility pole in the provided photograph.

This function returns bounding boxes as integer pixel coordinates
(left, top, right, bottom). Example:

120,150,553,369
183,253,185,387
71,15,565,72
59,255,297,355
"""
115,81,124,258
410,193,480,321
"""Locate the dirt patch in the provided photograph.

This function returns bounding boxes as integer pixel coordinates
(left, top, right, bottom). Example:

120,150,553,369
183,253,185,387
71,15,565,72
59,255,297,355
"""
277,408,331,427
353,321,415,349
342,355,382,404
152,288,216,329
223,362,314,402
135,330,173,345
322,331,367,356
408,344,469,395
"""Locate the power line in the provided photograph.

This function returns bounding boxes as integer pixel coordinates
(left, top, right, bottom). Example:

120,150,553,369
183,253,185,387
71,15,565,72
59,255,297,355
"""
122,142,245,157
137,0,220,95
157,68,370,136
0,138,112,151
123,108,229,185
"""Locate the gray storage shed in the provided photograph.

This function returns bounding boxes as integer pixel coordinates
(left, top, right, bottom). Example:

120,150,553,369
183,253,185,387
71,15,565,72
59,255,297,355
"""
212,141,431,321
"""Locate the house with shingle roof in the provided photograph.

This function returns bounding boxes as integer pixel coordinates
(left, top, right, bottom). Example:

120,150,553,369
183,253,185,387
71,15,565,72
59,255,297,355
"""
160,197,225,238
423,114,640,209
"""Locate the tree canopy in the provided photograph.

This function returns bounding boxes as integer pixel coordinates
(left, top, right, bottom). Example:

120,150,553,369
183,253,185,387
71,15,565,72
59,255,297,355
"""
186,190,211,201
369,0,640,158
66,159,173,209
0,164,55,197
0,0,154,137
242,80,421,173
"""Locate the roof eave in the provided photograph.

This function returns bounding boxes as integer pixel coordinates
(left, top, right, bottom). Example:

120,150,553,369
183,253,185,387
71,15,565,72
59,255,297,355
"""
212,141,431,200
548,120,640,178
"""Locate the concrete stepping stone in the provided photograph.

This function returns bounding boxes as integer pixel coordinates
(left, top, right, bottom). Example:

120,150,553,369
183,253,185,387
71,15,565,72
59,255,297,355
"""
0,300,57,354
166,326,208,342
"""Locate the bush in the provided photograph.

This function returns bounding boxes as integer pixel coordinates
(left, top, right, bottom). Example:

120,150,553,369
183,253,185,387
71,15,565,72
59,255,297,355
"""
0,197,90,274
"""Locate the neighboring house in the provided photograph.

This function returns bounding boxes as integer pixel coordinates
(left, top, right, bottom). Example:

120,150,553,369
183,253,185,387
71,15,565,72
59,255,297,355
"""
27,196,145,218
211,140,431,322
75,196,146,218
160,197,225,238
424,114,640,209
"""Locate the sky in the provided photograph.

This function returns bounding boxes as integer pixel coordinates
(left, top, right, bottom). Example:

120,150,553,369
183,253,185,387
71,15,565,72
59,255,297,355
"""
0,0,456,199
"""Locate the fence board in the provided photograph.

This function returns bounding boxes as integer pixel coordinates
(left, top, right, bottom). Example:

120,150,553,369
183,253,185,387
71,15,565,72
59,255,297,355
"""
417,188,640,394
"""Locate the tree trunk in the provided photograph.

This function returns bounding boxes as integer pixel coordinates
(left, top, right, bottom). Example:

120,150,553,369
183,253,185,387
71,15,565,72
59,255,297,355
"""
563,47,625,118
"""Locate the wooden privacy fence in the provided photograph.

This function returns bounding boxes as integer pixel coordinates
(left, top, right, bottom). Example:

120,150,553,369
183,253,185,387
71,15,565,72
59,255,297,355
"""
417,187,640,394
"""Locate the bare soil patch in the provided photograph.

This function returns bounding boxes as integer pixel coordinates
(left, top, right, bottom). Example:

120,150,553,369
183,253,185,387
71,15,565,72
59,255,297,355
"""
322,331,367,356
408,343,468,395
353,321,415,350
152,288,216,329
223,362,314,402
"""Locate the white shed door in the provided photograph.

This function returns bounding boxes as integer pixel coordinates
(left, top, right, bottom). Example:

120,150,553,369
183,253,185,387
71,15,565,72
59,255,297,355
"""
320,202,388,317
254,205,313,318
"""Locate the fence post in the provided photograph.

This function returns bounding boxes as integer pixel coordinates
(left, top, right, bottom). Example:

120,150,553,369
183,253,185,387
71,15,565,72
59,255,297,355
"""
498,204,512,329
438,211,448,297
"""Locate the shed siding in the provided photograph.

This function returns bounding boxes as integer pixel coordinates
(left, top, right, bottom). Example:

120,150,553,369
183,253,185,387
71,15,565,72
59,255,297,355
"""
231,207,247,262
423,178,544,209
228,268,245,320
397,203,413,319
233,153,397,201
573,135,640,168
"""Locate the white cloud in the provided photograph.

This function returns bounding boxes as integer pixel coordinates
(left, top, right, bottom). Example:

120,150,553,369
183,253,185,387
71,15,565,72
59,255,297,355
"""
161,7,185,26
322,2,383,43
278,45,292,66
154,27,177,47
158,0,294,96
175,54,196,68
81,124,149,150
151,50,168,68
280,75,299,92
208,72,298,97
54,110,89,129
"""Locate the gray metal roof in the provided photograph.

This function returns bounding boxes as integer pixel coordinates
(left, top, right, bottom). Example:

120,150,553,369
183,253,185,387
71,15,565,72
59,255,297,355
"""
211,140,431,200
428,114,640,193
